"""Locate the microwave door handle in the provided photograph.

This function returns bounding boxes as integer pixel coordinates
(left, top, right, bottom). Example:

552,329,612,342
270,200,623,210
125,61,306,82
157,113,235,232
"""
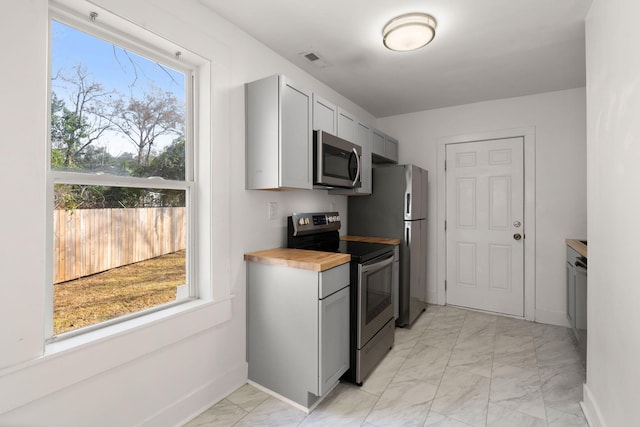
351,147,361,187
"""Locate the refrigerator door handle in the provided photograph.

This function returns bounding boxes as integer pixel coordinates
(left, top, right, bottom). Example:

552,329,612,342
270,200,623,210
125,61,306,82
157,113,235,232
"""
406,193,411,216
405,223,411,246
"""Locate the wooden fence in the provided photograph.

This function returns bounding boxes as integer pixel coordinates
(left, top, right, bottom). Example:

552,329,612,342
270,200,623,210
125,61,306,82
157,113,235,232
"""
54,207,186,283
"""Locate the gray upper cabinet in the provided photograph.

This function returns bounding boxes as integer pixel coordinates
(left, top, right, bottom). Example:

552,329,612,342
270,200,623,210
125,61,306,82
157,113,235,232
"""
371,129,385,157
246,75,312,190
337,108,356,143
246,74,398,192
371,128,399,164
313,94,337,134
384,134,399,163
313,96,357,144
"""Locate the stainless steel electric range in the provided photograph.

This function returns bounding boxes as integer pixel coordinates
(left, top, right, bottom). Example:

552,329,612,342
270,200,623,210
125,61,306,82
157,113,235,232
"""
288,211,395,385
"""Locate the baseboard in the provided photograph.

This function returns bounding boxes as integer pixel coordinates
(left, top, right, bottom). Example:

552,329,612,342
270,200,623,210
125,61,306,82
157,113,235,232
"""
581,383,606,427
534,308,571,327
247,379,338,414
140,360,248,427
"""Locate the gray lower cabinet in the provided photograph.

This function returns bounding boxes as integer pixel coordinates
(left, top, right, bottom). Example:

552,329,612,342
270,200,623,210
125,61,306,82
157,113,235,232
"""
247,262,350,410
566,245,587,363
392,246,400,320
245,75,312,190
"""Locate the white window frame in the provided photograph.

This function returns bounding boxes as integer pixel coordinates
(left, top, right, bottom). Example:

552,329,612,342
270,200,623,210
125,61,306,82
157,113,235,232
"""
45,5,205,341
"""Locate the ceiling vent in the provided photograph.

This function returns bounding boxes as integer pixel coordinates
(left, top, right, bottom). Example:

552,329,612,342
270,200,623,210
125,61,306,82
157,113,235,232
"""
300,51,329,68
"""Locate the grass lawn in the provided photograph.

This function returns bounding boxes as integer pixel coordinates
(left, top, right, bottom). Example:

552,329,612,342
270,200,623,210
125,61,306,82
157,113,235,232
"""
53,250,186,335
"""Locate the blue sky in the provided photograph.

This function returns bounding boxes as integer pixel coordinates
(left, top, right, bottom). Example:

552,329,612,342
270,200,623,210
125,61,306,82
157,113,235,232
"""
51,20,185,157
51,20,184,99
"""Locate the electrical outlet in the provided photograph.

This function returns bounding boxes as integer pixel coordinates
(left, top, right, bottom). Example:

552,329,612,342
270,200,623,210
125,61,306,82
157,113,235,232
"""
268,202,277,220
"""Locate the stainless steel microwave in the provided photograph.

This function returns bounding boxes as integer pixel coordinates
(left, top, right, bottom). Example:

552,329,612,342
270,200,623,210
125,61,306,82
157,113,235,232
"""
313,130,362,188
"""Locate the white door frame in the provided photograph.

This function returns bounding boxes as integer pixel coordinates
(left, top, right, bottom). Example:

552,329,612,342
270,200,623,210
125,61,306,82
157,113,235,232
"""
436,127,536,321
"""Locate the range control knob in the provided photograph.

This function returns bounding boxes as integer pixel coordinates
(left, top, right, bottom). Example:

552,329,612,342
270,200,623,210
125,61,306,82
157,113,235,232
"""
304,218,310,225
298,218,305,226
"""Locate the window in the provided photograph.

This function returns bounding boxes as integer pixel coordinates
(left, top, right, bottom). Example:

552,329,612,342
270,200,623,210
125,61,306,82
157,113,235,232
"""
47,13,196,339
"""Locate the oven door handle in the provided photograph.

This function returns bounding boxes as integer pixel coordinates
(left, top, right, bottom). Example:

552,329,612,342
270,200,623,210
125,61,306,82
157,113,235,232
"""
360,253,395,274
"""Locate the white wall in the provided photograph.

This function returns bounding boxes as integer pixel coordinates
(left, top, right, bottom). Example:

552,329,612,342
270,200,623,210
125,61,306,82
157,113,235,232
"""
378,88,587,325
582,0,640,425
0,0,374,425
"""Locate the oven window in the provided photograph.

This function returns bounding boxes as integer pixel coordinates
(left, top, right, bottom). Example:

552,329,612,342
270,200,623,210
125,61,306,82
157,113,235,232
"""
365,264,392,323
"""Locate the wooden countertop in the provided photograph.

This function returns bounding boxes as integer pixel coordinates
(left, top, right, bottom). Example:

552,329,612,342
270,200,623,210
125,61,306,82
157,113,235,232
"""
244,248,350,272
341,235,401,245
566,239,588,258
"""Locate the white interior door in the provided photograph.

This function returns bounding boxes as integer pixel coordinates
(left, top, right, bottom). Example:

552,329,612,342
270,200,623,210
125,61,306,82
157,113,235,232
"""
445,137,524,316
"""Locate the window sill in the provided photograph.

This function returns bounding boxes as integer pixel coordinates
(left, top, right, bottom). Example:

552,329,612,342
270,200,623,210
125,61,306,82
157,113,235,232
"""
45,296,232,356
0,295,234,415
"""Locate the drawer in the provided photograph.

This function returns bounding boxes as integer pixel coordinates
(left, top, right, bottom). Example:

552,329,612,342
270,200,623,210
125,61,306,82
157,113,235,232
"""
319,263,349,298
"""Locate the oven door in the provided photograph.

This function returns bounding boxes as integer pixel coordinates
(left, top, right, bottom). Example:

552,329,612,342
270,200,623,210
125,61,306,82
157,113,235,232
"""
357,252,394,348
314,130,361,188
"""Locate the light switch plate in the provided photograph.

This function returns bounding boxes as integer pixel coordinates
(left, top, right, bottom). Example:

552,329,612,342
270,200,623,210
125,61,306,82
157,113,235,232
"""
268,202,277,220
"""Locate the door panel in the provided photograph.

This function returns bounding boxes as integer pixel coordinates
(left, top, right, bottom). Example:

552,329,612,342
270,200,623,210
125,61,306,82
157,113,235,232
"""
318,286,349,395
446,137,524,316
280,79,312,188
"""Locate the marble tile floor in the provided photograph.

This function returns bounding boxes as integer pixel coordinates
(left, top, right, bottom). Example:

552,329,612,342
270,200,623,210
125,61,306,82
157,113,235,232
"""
185,305,587,427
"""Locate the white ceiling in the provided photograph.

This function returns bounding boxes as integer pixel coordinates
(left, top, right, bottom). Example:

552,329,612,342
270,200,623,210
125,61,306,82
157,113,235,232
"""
199,0,592,118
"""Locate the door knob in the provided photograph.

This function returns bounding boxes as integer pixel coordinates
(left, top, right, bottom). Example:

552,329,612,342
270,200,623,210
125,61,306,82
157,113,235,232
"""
513,233,522,241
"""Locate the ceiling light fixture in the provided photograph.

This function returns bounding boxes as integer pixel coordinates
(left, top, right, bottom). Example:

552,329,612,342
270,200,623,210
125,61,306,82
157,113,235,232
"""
382,13,437,52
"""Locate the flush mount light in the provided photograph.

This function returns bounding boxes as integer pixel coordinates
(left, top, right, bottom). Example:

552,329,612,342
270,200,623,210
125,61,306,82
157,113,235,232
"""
382,13,437,52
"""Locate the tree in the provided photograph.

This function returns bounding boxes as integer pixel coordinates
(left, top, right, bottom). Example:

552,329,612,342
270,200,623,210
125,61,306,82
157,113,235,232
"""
111,86,184,167
134,138,185,180
50,65,115,169
54,139,187,210
51,66,186,210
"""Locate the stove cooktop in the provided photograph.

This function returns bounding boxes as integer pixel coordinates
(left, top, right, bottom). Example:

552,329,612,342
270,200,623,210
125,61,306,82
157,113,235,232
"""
337,240,394,263
287,212,395,264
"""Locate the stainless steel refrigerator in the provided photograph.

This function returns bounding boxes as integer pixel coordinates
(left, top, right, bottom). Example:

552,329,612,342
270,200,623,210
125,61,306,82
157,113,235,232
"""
348,164,428,327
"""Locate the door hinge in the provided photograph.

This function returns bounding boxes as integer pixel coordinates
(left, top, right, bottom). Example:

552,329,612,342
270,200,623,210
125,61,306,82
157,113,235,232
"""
445,280,447,291
444,220,447,231
444,160,447,171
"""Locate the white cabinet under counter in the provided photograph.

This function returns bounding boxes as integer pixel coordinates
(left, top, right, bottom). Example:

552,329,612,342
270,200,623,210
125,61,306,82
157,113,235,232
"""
244,249,350,412
566,239,587,364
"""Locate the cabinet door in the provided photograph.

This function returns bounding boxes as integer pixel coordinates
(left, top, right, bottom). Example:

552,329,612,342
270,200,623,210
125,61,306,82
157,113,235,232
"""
337,108,356,143
371,129,385,157
318,286,349,396
566,261,575,328
313,94,337,134
385,135,399,163
280,77,312,189
356,122,371,194
393,247,400,320
575,263,587,330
